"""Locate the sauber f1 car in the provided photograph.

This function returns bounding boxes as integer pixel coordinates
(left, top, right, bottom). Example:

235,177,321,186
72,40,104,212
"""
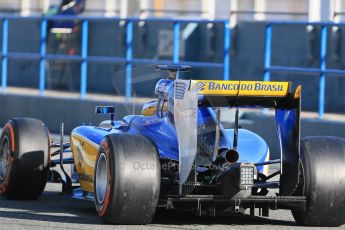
1,65,345,226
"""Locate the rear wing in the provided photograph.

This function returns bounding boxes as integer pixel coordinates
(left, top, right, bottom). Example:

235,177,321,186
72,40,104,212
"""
174,79,301,196
191,80,299,109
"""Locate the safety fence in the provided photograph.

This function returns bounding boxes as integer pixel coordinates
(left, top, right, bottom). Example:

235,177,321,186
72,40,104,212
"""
264,21,345,118
2,15,345,117
0,15,231,101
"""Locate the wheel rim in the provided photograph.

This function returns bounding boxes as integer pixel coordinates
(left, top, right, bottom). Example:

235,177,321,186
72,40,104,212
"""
95,153,108,204
0,136,10,181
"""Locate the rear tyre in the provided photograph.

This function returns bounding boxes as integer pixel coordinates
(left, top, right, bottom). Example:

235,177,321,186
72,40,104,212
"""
0,118,50,199
292,136,345,227
94,134,160,224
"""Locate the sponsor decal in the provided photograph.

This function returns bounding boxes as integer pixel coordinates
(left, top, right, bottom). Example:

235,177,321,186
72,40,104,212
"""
191,80,289,97
196,81,206,92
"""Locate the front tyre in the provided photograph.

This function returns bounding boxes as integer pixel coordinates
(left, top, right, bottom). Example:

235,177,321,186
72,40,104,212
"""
292,136,345,227
94,134,160,224
0,118,50,199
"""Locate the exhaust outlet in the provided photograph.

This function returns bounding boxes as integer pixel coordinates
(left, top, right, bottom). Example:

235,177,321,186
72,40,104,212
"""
215,148,239,165
224,149,239,163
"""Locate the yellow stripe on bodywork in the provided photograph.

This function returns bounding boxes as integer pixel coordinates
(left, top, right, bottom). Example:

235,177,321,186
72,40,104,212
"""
71,132,99,192
191,80,290,97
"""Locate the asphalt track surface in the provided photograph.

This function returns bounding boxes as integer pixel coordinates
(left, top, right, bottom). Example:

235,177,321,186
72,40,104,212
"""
0,136,344,229
0,184,298,230
1,171,344,229
0,183,342,230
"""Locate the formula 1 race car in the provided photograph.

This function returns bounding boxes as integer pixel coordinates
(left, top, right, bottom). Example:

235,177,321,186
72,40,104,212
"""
0,65,345,226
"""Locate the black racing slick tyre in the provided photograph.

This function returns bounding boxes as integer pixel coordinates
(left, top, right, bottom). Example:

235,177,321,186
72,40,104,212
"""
94,134,160,224
0,118,50,199
292,136,345,227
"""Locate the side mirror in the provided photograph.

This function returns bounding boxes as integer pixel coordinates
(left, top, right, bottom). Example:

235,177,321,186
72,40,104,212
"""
95,106,115,125
95,106,115,114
